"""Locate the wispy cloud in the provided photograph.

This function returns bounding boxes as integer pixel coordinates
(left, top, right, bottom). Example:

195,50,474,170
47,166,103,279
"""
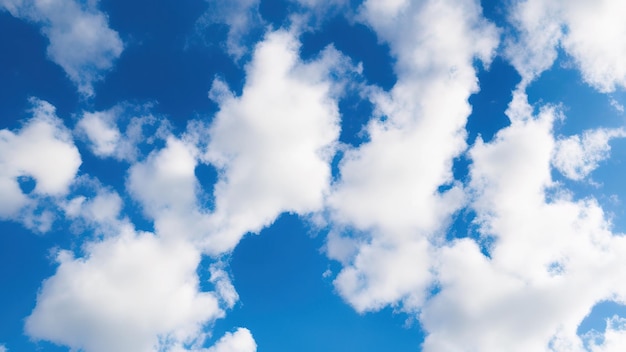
0,0,123,96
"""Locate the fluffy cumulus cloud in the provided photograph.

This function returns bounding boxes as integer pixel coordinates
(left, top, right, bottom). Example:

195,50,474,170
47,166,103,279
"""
506,0,626,91
201,29,351,254
26,227,224,352
0,99,81,227
326,0,498,312
76,109,122,158
553,128,626,181
418,91,626,351
206,328,257,352
0,0,123,95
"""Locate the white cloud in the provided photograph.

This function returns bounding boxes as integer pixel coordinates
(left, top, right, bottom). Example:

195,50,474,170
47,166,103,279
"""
333,236,433,312
0,99,81,221
206,328,257,352
0,344,6,352
196,0,262,60
26,227,224,352
326,0,498,312
76,110,121,158
126,135,216,253
26,119,249,352
586,316,626,352
504,0,562,86
553,128,625,181
126,29,350,256
419,90,626,351
506,0,626,92
560,0,626,93
77,106,166,162
128,136,198,217
209,263,239,309
0,0,123,95
609,98,624,114
200,29,351,254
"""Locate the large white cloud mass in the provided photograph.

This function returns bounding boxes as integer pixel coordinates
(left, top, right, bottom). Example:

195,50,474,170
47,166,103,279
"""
326,0,498,313
26,228,224,352
200,29,352,254
419,91,626,351
0,0,123,95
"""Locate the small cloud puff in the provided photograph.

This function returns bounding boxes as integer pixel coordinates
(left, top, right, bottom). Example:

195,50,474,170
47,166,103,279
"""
0,0,123,96
0,98,81,224
553,128,625,181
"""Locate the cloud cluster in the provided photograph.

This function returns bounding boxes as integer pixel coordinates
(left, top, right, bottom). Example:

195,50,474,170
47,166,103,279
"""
198,0,262,59
326,0,498,312
4,0,626,351
322,1,626,350
201,29,353,254
419,91,626,351
0,0,123,95
24,26,352,352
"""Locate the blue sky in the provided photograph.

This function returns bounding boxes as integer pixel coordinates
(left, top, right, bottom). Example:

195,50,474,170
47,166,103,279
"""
2,0,626,351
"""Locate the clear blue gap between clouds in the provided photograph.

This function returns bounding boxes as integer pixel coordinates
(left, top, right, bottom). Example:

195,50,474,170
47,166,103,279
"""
577,301,626,338
194,162,218,212
95,0,245,130
259,0,291,28
480,0,510,29
526,50,620,135
0,12,78,124
0,223,72,352
207,213,423,351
